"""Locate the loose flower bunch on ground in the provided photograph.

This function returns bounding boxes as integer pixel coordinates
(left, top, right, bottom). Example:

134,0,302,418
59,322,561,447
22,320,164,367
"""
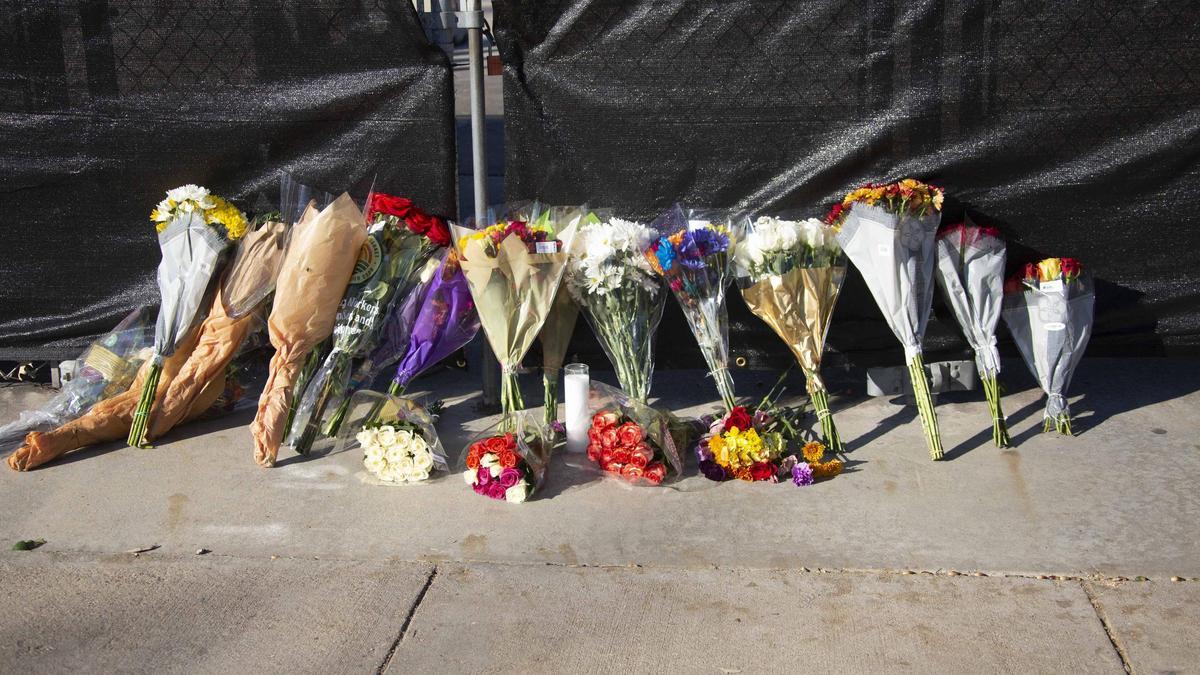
696,395,838,485
785,440,844,486
586,411,669,485
357,420,437,484
464,433,535,503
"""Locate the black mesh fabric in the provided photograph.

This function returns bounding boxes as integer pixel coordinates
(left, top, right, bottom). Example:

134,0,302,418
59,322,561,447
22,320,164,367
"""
495,0,1200,368
0,0,456,360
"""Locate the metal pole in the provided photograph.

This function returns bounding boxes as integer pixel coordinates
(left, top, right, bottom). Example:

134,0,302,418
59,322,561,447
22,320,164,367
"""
463,0,500,409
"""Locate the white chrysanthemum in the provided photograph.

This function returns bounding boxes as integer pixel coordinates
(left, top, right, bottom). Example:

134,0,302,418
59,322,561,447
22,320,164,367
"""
166,184,214,210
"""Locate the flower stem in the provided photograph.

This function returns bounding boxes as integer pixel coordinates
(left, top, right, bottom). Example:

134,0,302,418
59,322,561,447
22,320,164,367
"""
543,370,559,428
981,373,1010,447
907,354,944,460
808,384,843,453
127,362,162,448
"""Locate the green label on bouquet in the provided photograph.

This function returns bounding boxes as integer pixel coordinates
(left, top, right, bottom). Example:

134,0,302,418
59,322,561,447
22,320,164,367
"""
351,237,383,284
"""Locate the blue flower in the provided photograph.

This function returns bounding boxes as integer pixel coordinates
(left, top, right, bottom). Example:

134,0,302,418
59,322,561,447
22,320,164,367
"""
654,237,675,272
690,227,729,256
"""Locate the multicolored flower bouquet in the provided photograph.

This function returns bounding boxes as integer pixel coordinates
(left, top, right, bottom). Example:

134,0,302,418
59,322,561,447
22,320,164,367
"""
287,192,449,454
129,185,249,447
696,400,842,485
935,218,1010,446
461,413,550,503
454,213,578,416
583,382,685,486
567,215,665,403
830,179,946,460
646,205,745,409
735,215,847,450
1002,257,1094,435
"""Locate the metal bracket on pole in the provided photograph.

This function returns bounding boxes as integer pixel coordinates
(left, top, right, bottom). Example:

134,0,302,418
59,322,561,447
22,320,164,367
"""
434,10,483,29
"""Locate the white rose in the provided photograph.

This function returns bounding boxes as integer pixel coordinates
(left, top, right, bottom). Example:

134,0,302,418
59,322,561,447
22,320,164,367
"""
413,448,435,471
411,467,431,482
363,445,385,462
463,469,478,485
392,430,413,453
480,453,498,468
489,464,502,478
505,483,529,503
377,425,397,448
364,456,388,478
357,428,380,450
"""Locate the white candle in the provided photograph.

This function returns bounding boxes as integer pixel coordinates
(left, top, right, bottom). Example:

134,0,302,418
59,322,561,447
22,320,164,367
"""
564,363,590,453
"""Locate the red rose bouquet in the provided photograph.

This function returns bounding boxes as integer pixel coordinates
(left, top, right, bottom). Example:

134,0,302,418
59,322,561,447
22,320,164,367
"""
461,412,550,503
583,382,685,486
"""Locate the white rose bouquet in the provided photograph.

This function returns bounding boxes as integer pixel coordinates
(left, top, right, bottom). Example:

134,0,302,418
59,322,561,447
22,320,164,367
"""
339,392,448,484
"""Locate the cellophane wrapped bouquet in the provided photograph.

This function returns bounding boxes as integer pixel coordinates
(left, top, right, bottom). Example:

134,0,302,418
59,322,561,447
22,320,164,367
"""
129,185,249,447
829,179,946,460
566,215,665,403
1002,257,1094,434
695,382,842,485
454,213,577,416
934,218,1010,446
287,193,449,454
461,412,551,503
0,307,154,447
735,215,846,451
334,391,449,484
584,381,685,486
646,205,745,409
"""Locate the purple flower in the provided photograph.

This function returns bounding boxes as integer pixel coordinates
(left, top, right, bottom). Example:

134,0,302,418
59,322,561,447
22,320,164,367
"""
476,466,492,487
699,459,727,482
695,440,714,463
498,467,522,489
690,227,729,256
550,421,566,436
791,462,814,487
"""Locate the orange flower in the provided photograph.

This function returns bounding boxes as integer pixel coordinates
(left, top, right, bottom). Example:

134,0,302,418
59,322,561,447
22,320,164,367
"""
813,459,843,480
801,441,826,464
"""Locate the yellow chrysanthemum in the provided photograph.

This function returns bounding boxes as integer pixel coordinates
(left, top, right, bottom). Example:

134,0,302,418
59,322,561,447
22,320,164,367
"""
813,459,843,480
204,196,248,240
801,440,826,464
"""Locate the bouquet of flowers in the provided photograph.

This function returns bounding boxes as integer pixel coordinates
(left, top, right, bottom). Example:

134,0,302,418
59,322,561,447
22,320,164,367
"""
286,193,450,455
462,413,551,503
735,215,846,450
935,218,1010,446
251,194,367,467
128,185,249,447
584,382,684,486
566,215,665,403
334,391,449,484
1002,257,1094,435
645,205,745,409
695,384,840,484
454,215,578,416
0,307,155,447
829,179,946,460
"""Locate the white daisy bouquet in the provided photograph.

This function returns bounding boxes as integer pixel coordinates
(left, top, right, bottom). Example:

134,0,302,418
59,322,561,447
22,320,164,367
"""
129,184,248,447
336,391,448,484
566,215,664,403
735,215,847,451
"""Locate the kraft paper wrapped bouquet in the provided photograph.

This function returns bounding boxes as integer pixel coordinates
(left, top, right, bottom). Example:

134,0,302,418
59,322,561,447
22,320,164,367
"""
1002,257,1094,435
829,179,946,460
128,185,249,447
566,215,665,404
454,213,577,417
645,205,745,409
250,194,367,467
735,215,846,451
935,218,1011,447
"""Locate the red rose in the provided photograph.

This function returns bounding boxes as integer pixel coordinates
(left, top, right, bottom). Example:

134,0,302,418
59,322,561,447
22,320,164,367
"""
600,450,616,467
633,442,654,463
592,412,619,430
628,452,648,469
587,428,602,444
612,448,631,466
600,428,619,450
498,448,519,469
483,436,508,457
644,462,666,485
725,406,752,432
620,464,644,482
1061,257,1082,280
406,209,434,235
824,203,843,225
1023,262,1038,282
587,444,601,463
616,422,643,447
426,215,451,247
365,193,413,222
749,462,776,482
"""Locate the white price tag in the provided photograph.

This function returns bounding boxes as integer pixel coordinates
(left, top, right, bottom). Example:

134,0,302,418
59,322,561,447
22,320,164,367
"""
688,219,711,231
535,241,558,254
1041,279,1064,294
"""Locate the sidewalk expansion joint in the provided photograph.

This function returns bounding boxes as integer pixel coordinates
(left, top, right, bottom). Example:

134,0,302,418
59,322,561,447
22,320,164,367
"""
376,564,438,675
1080,579,1134,674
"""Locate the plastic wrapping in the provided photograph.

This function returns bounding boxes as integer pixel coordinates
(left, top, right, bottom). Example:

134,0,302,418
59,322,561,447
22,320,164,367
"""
250,194,367,467
566,214,665,403
935,219,1010,446
735,215,846,450
1002,261,1094,434
581,381,683,487
333,391,450,485
460,412,552,503
0,307,154,448
454,214,578,416
835,193,945,460
646,205,745,409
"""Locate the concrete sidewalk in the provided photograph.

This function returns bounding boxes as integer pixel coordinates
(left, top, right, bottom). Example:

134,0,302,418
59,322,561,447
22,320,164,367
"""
1,358,1197,672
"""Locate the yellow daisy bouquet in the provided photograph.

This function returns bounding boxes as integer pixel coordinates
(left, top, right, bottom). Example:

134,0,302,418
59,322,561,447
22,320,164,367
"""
128,184,248,447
